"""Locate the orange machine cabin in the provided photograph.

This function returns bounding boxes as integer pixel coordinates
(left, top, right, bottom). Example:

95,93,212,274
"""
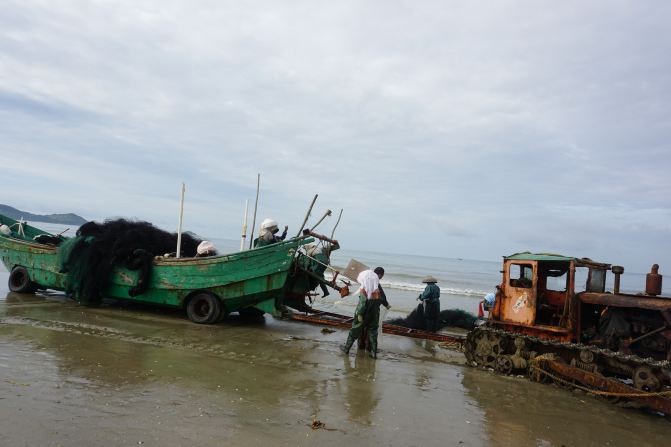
490,252,611,342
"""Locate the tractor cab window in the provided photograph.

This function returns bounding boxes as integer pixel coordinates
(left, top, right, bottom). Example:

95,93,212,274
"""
509,263,533,288
575,267,588,293
575,266,606,293
587,268,606,292
535,261,570,327
542,265,569,292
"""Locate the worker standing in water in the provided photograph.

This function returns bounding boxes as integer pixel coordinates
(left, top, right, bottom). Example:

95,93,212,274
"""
358,267,391,352
253,218,288,247
418,275,441,331
340,267,386,359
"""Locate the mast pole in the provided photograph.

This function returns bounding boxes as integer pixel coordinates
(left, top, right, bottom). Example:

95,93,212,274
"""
248,174,260,249
240,199,249,251
176,182,185,258
330,209,343,240
296,194,318,237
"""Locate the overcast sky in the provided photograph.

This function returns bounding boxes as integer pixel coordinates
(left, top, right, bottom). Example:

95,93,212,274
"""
1,1,669,272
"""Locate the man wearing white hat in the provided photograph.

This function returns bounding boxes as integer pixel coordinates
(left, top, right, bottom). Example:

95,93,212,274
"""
195,240,218,257
253,218,288,248
340,267,386,359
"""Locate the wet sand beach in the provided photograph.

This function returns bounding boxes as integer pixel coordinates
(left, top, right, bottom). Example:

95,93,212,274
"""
1,270,670,446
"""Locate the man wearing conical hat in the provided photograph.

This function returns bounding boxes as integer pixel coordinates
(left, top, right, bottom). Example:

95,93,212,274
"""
418,275,441,331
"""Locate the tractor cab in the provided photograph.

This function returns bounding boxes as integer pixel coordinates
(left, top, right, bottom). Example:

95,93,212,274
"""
492,252,610,342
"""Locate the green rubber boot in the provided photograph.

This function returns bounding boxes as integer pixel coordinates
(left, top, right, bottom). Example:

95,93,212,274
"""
340,334,356,355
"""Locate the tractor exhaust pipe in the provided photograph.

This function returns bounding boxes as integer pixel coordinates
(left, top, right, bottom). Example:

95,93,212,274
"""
611,265,624,294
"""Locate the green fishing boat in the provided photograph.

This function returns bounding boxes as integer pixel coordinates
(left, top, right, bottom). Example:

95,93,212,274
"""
0,214,308,324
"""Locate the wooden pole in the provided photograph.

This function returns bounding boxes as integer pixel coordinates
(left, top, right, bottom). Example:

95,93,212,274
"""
305,230,336,245
310,209,332,231
330,209,343,240
248,174,260,249
176,182,186,258
240,199,249,251
296,194,318,237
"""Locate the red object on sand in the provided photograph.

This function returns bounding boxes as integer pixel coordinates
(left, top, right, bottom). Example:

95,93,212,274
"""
477,301,484,318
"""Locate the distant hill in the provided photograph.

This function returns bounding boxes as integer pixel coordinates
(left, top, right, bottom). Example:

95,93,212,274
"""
0,204,87,225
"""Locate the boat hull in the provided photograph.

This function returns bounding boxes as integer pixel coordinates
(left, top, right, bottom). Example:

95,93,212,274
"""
0,233,304,314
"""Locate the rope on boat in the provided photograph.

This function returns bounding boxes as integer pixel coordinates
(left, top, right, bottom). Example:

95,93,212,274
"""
529,354,671,398
297,251,344,278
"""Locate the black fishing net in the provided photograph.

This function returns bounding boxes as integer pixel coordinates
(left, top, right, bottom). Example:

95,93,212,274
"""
58,219,201,305
388,303,477,331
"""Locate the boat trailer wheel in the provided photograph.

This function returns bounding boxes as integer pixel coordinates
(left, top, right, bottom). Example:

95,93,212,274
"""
8,266,36,294
495,355,514,375
473,330,507,368
186,292,222,324
633,366,661,392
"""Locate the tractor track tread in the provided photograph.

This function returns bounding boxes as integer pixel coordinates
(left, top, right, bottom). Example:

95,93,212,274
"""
466,325,671,376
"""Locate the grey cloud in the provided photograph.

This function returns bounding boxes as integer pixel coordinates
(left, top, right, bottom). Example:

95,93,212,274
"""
0,0,669,273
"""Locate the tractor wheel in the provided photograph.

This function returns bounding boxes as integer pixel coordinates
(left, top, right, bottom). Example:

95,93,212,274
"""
186,292,222,324
8,266,36,294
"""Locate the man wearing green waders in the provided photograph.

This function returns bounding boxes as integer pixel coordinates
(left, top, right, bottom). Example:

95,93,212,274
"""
340,267,385,359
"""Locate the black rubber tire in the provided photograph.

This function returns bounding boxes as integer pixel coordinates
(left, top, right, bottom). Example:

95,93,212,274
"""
216,308,229,323
186,292,222,324
8,266,36,294
238,307,265,318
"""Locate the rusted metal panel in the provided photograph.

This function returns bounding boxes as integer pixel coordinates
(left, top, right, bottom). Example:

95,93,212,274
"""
579,292,671,311
500,260,537,325
489,320,573,342
568,262,578,333
545,359,671,414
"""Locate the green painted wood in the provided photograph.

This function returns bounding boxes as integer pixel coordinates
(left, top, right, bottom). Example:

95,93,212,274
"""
1,229,309,314
251,297,282,316
0,214,60,241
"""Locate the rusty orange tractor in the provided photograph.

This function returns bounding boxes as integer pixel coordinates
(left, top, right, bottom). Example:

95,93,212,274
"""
466,252,671,414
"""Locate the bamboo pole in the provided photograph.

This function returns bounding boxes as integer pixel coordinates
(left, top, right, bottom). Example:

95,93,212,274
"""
240,199,249,251
310,209,332,231
330,209,343,240
176,182,186,258
248,174,260,249
296,194,318,237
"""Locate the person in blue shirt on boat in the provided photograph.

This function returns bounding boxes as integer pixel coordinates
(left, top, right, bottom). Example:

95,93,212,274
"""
418,276,441,331
253,218,288,248
479,292,496,318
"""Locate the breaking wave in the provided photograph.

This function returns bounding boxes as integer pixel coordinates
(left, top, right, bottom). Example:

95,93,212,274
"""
380,280,487,297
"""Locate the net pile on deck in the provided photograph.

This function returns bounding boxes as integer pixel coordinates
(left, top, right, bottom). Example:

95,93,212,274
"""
58,219,201,305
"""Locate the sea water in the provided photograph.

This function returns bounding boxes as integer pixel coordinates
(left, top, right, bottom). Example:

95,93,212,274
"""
178,233,671,319
1,222,666,319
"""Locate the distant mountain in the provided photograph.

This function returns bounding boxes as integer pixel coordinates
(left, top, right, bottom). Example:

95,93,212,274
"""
0,204,87,225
